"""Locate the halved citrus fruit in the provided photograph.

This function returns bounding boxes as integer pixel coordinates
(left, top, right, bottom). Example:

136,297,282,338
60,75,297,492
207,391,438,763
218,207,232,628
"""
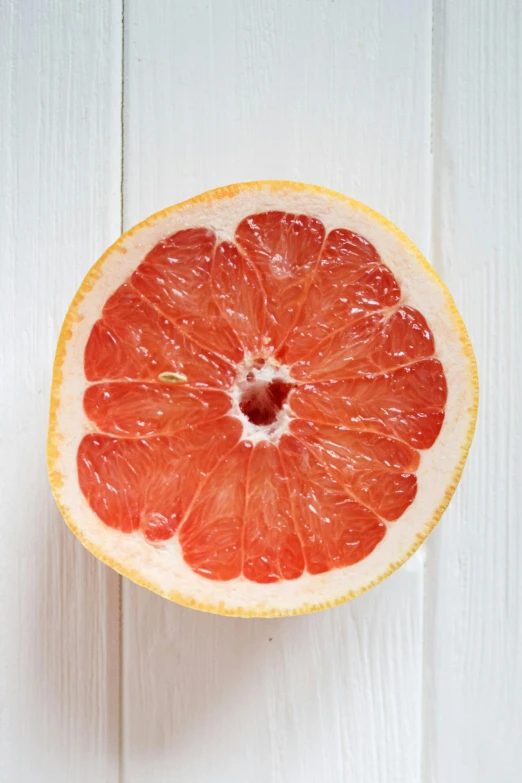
48,181,478,616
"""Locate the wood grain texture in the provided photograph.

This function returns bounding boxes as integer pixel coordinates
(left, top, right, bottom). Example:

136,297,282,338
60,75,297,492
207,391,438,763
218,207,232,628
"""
122,1,431,781
425,1,522,781
0,1,122,781
1,0,520,780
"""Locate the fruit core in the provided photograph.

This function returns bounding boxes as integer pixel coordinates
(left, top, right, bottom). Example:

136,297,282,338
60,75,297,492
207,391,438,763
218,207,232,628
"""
238,359,294,427
239,374,294,427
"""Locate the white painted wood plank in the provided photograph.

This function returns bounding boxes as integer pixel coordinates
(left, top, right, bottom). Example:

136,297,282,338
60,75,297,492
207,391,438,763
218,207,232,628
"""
426,1,522,781
0,1,122,780
122,2,432,782
123,568,423,783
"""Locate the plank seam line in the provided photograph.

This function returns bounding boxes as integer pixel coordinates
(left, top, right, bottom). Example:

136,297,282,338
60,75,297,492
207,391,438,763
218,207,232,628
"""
120,0,126,236
118,1,126,781
422,0,441,781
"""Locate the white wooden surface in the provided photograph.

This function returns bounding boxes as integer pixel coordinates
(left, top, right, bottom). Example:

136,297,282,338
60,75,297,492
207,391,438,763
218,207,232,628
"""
0,1,519,781
0,1,121,781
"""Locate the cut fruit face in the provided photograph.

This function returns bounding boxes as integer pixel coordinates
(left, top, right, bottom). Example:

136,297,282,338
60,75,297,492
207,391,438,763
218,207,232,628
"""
48,181,478,616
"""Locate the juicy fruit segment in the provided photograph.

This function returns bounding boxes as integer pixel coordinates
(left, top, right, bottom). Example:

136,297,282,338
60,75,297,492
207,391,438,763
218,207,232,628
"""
288,419,419,521
179,442,250,580
78,418,242,540
84,284,236,387
279,435,386,574
84,383,232,437
79,212,447,583
290,359,447,449
235,212,326,349
242,443,305,582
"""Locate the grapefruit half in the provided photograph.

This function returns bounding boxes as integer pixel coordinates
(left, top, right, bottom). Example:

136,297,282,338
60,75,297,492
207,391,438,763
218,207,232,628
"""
48,181,478,616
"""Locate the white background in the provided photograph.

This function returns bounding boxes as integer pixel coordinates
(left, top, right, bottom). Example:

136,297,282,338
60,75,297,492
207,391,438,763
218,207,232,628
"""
1,1,520,781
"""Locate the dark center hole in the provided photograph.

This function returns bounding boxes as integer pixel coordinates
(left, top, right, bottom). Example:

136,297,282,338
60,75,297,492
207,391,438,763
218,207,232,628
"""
239,378,294,427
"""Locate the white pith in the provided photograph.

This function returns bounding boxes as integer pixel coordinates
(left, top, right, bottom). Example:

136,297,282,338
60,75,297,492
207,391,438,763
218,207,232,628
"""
51,183,476,614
